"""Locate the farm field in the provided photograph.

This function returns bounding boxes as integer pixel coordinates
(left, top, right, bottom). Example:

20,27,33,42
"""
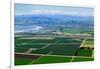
32,56,72,64
15,58,34,65
15,54,40,65
76,48,93,57
15,55,94,65
15,35,94,65
72,57,94,62
82,39,94,48
63,29,94,34
15,36,82,55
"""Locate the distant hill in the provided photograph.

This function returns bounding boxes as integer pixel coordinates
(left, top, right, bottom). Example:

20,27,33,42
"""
15,14,94,34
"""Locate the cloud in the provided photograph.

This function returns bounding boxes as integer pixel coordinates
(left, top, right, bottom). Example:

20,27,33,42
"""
32,10,65,14
31,10,80,15
15,9,93,16
31,9,93,16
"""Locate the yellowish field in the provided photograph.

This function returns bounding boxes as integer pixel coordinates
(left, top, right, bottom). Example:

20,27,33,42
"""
81,39,94,48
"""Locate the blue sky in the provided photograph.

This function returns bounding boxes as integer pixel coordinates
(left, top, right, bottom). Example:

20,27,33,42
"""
15,3,94,16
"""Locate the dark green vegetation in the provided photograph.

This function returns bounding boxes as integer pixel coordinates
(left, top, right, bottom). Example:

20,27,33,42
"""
15,36,94,65
15,44,47,53
32,56,72,64
72,57,94,62
15,37,82,56
15,47,29,53
15,58,34,65
31,43,81,55
15,55,94,65
77,48,92,57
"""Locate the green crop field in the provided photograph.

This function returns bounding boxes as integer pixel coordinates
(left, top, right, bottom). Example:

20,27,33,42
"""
15,47,30,53
15,55,94,65
77,48,92,57
72,57,94,62
15,36,94,65
30,38,82,55
15,58,34,65
32,56,72,64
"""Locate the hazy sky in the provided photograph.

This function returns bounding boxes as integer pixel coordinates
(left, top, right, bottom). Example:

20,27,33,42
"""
15,3,94,16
